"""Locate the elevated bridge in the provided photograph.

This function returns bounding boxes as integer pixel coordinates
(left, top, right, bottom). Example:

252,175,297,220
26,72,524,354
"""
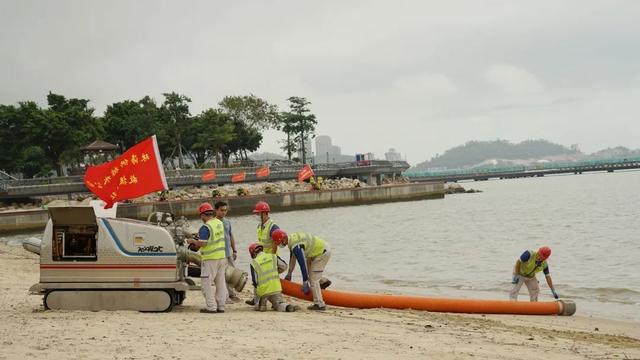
405,157,640,183
0,161,410,199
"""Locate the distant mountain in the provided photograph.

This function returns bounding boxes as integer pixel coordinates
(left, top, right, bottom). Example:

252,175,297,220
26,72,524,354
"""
587,146,640,159
413,139,580,170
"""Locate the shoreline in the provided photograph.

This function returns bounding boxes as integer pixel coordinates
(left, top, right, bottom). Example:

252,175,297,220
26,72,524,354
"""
1,243,638,359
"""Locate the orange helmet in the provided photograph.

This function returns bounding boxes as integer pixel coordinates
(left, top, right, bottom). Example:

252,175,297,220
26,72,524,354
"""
248,243,263,257
271,229,288,246
199,203,214,214
538,246,552,261
253,201,271,213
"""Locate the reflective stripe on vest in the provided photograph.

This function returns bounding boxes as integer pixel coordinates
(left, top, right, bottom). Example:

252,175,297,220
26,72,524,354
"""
519,250,547,278
288,232,326,258
251,252,282,297
200,218,226,261
257,219,278,255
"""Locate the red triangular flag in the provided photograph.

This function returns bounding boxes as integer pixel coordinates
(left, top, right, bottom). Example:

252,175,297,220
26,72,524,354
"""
83,135,168,209
231,171,246,183
297,164,314,182
201,169,217,181
256,166,270,178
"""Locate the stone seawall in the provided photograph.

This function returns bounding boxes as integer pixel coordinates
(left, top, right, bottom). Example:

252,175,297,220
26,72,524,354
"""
0,182,444,234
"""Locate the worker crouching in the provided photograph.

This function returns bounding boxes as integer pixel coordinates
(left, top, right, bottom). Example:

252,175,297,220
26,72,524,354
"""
248,243,300,312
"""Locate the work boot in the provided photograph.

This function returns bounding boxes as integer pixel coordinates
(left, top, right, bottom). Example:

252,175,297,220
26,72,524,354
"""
245,299,256,306
216,309,225,313
307,304,326,311
286,304,301,312
199,308,217,313
229,295,241,303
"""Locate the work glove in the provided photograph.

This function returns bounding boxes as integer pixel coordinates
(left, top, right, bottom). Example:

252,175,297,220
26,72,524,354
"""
302,281,311,295
284,273,292,281
511,275,519,284
551,288,559,299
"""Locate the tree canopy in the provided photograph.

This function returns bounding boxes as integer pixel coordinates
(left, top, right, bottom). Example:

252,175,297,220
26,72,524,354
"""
0,91,311,178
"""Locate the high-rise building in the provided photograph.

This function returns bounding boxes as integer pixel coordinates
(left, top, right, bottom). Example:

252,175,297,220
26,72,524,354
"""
385,148,402,161
315,135,332,159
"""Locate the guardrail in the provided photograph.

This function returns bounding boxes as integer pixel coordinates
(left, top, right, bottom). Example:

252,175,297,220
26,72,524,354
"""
0,161,411,198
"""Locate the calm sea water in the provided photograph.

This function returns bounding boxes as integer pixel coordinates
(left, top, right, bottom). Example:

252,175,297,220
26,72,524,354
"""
3,170,639,320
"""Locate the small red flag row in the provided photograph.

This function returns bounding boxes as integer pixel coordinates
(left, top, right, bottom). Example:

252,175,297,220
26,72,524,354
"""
200,165,314,183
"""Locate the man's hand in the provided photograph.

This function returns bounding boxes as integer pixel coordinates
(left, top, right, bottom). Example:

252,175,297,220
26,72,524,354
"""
512,275,519,284
551,288,559,299
232,251,237,261
284,273,292,281
302,281,311,295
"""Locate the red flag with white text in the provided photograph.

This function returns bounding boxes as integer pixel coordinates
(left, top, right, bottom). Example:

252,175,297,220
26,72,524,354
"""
83,135,168,209
297,164,314,182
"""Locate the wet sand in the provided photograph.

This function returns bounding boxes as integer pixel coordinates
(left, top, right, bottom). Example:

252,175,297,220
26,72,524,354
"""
1,243,639,360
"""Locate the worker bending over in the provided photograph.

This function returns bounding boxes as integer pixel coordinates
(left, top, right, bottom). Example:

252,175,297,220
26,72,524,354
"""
273,230,331,311
248,243,299,312
510,246,559,302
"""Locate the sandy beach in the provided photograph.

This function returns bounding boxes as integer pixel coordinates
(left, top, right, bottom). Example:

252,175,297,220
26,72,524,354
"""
1,243,639,360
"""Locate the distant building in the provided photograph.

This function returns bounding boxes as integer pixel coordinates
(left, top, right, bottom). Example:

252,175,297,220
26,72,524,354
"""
385,148,402,161
315,135,343,163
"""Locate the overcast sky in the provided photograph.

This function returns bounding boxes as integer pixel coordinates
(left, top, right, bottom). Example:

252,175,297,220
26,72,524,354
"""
1,1,639,164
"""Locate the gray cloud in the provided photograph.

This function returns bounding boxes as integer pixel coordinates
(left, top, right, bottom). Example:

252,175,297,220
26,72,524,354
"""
1,0,639,164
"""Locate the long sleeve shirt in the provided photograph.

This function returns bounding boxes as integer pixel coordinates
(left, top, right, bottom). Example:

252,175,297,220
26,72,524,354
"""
292,245,310,282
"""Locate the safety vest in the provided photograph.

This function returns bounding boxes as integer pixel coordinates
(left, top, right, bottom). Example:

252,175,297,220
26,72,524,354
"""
200,218,226,261
251,252,282,297
257,219,278,255
288,232,326,258
519,250,548,278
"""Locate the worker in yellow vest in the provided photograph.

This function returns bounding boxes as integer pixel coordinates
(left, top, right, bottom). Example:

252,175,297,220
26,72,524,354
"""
510,246,559,302
273,230,331,311
246,201,287,307
253,201,281,255
248,243,300,312
186,203,228,313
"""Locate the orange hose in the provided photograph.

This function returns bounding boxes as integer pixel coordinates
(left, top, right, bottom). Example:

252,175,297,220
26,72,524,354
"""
281,280,567,315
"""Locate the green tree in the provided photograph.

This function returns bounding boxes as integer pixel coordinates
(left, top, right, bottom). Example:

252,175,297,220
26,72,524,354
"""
221,119,263,166
282,96,317,164
277,113,298,160
185,109,235,167
0,104,26,174
159,92,192,168
102,96,159,150
218,94,280,131
22,93,102,175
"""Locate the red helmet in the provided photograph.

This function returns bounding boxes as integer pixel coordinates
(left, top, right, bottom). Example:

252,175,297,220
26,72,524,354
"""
199,203,214,214
538,246,552,261
271,229,288,245
248,243,263,256
253,201,271,213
